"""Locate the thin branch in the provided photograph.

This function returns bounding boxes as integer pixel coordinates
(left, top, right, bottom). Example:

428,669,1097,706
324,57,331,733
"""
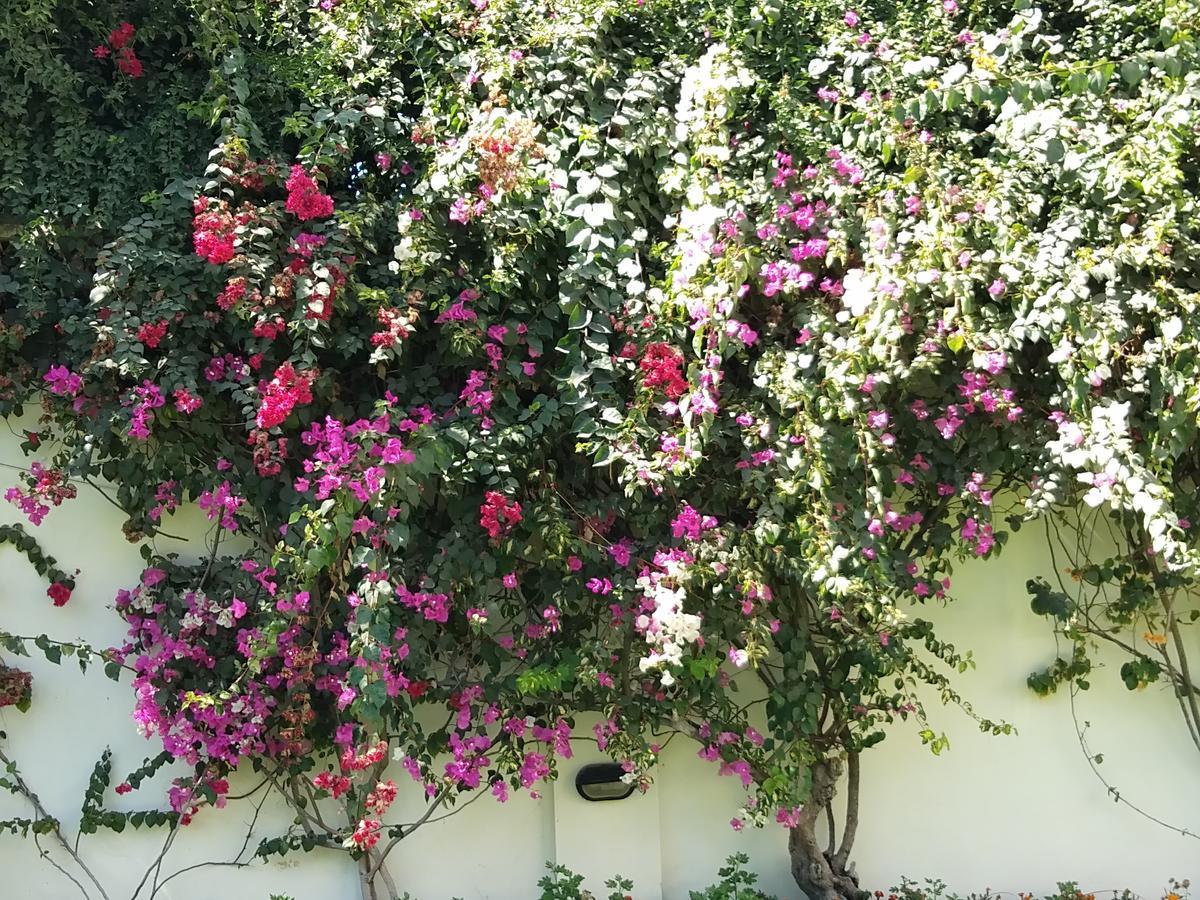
225,777,270,802
823,800,836,857
197,524,224,593
147,827,181,900
33,833,92,900
1067,678,1197,840
267,774,324,840
79,476,189,543
0,747,112,900
127,824,179,900
296,776,334,833
1168,618,1200,753
831,751,860,871
150,789,269,898
0,634,136,674
365,788,453,882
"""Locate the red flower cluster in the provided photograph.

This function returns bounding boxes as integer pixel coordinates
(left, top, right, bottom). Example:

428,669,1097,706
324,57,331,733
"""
93,22,143,78
137,320,168,349
480,491,522,540
47,582,72,606
351,817,381,850
173,387,203,415
223,152,275,193
256,362,314,429
364,778,398,815
370,306,411,348
192,197,237,265
250,431,289,477
216,277,248,310
639,342,688,399
109,22,134,48
251,316,287,341
340,740,388,773
0,665,32,709
312,770,351,799
285,165,334,221
304,267,346,321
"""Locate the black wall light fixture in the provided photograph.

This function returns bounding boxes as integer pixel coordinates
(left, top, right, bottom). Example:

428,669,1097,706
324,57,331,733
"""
574,763,636,802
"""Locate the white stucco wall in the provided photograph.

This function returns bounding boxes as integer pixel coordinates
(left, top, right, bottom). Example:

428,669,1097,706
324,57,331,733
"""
0,422,1196,899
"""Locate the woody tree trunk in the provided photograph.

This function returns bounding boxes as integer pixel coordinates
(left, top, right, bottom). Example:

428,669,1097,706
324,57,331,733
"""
788,754,866,900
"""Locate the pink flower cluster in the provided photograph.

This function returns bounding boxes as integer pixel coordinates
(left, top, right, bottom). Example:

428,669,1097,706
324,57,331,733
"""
449,195,487,224
480,491,522,540
173,387,203,415
459,369,494,417
531,717,573,758
216,277,247,310
290,232,329,258
351,817,381,850
866,502,925,539
256,362,314,429
197,480,245,531
118,588,278,768
44,365,83,398
396,583,452,623
284,166,334,221
313,770,351,799
47,582,72,606
371,306,411,348
960,516,995,556
827,148,864,184
671,504,718,541
436,288,481,324
148,480,180,522
192,197,238,264
128,381,165,440
292,408,422,503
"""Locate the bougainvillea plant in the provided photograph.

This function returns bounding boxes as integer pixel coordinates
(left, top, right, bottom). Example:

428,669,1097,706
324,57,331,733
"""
3,0,1200,898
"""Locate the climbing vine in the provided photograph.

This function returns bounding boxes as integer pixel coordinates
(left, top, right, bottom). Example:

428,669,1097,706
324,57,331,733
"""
2,1,1199,898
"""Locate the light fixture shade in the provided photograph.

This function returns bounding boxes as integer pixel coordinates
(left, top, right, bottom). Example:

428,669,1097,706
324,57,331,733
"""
574,762,635,802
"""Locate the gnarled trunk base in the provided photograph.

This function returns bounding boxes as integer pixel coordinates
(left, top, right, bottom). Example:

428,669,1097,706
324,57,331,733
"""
788,758,867,900
788,822,863,900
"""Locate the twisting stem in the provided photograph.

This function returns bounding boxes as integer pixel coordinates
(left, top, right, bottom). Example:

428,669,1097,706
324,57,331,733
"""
128,823,179,900
268,774,324,839
80,476,189,543
1066,672,1197,840
832,751,860,872
33,833,91,900
824,801,837,857
0,747,113,900
365,788,452,882
147,827,181,899
1133,529,1200,756
150,789,269,898
1168,619,1200,753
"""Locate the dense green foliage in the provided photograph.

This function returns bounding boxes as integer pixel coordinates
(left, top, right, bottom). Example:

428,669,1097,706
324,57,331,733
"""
2,0,1199,896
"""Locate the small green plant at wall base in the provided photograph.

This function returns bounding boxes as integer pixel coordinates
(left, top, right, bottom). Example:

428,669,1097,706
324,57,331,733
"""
885,878,1192,900
537,864,589,900
689,853,777,900
537,862,634,900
